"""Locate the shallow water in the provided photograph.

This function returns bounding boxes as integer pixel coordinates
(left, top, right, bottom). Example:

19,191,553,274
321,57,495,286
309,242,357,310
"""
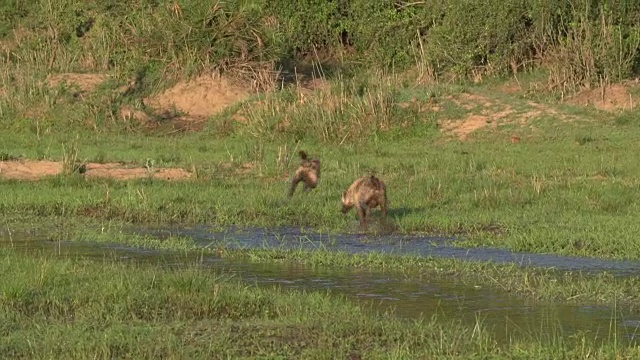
4,228,640,346
147,225,640,275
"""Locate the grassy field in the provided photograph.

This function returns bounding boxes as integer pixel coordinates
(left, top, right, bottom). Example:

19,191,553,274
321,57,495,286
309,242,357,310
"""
3,1,640,357
2,75,640,260
1,245,638,359
2,1,640,260
3,68,640,312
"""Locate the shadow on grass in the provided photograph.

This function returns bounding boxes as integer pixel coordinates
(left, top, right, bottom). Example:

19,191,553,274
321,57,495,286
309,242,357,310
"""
388,207,426,219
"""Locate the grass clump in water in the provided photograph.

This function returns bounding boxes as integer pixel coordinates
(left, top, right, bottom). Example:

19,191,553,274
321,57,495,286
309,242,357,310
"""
1,246,639,359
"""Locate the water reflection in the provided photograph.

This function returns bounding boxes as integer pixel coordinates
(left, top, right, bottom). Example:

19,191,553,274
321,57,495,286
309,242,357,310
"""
147,225,640,275
3,233,640,346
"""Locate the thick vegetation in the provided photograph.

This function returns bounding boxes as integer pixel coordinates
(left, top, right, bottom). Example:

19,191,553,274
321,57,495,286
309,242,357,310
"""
2,0,640,90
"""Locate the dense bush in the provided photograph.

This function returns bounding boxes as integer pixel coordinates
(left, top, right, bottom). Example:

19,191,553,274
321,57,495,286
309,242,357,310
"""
1,0,640,88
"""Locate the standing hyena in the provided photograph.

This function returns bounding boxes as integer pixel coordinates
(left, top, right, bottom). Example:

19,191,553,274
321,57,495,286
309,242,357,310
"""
288,151,321,197
341,175,388,230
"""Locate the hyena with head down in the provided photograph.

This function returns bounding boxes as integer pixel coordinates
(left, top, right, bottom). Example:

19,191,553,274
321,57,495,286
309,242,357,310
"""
288,151,321,197
341,175,388,230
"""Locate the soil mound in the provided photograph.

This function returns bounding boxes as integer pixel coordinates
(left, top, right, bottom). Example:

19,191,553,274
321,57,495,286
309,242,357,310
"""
144,74,252,119
566,84,636,111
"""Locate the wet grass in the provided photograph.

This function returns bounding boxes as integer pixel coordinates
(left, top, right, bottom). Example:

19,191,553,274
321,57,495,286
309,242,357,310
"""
1,245,639,359
9,218,639,311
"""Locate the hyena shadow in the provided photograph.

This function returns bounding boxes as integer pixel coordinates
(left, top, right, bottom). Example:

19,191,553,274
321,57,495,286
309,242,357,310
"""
375,207,426,234
387,207,426,219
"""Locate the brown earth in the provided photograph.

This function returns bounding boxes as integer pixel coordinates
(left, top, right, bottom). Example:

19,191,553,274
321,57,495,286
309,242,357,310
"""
40,71,640,152
440,114,493,140
143,73,252,119
0,160,62,181
439,94,526,140
44,72,252,117
438,85,611,140
32,71,254,180
0,160,192,181
83,163,192,180
565,84,637,111
45,72,254,130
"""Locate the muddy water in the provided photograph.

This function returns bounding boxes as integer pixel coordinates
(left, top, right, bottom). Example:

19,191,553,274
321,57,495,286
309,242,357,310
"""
5,228,640,346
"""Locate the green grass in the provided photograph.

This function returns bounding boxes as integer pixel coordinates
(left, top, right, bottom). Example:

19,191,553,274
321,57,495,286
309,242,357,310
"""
5,48,640,266
1,245,639,359
3,3,640,358
5,217,639,309
2,91,640,261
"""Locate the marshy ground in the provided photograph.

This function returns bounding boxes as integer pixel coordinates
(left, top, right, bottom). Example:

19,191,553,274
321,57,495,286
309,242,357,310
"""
3,1,640,358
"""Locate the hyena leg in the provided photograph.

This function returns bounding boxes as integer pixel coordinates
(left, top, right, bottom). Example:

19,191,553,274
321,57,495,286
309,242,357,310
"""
357,205,368,230
288,176,302,197
303,174,317,192
381,201,388,219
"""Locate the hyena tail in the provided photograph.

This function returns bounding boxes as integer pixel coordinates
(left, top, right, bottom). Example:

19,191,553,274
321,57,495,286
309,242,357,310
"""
299,151,308,160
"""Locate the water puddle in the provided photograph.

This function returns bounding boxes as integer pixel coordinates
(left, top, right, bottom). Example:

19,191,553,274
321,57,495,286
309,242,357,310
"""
148,225,640,275
4,230,640,346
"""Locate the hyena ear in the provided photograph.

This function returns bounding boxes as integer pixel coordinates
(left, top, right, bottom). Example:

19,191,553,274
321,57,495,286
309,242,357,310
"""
341,191,346,202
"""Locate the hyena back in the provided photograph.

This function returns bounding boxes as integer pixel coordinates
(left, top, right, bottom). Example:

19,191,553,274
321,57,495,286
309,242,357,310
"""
341,175,388,230
288,151,321,197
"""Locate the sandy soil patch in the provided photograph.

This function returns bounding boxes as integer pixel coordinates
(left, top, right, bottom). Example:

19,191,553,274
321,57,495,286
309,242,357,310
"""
439,89,582,140
440,108,517,140
565,84,636,111
441,114,492,140
0,160,192,181
0,160,62,181
440,93,520,140
144,74,252,119
83,163,192,180
44,71,254,130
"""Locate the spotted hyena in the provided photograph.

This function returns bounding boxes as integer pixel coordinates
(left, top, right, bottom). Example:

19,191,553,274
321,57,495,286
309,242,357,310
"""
288,151,321,197
341,175,388,230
